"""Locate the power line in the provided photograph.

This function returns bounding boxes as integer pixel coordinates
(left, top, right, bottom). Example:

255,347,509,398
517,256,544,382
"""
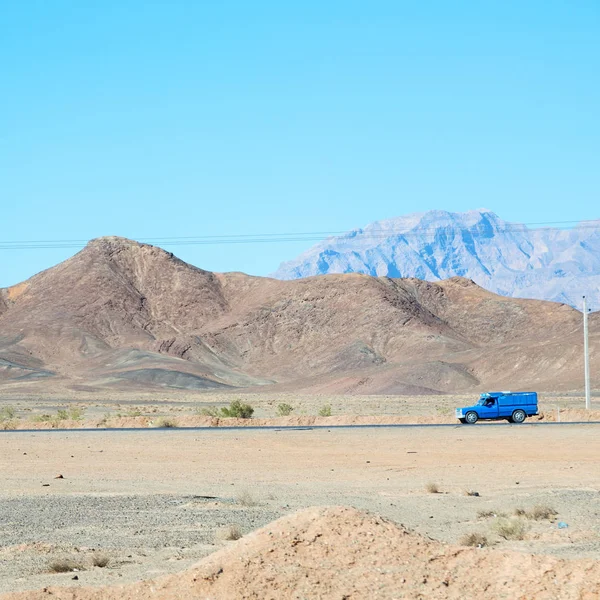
0,219,598,251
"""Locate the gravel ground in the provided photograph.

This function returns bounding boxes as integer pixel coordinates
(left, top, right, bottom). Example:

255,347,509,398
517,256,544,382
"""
0,494,284,594
0,424,599,594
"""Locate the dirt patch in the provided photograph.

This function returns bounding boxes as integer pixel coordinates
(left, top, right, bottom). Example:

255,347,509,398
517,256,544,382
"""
4,506,599,600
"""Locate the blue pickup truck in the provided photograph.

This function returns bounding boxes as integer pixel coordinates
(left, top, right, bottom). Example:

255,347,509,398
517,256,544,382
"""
456,392,538,424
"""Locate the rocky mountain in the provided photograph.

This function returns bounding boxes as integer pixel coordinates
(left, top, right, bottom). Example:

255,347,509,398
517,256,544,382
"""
0,236,597,394
272,210,600,310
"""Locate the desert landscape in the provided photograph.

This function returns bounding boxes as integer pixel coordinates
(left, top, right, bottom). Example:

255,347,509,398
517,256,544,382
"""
1,239,599,598
0,407,599,599
5,1,600,595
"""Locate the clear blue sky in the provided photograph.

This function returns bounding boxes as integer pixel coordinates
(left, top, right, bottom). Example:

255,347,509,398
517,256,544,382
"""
1,0,599,286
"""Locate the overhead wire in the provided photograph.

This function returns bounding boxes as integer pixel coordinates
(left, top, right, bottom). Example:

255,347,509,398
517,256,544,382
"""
0,219,598,250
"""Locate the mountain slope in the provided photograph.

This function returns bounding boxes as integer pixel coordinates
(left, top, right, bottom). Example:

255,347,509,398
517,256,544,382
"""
272,210,600,309
0,237,596,394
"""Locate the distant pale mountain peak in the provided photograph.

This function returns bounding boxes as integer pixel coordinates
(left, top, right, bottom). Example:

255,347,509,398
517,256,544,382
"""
272,209,600,309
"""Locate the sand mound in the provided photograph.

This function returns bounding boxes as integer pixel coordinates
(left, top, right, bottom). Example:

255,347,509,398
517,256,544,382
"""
4,506,600,600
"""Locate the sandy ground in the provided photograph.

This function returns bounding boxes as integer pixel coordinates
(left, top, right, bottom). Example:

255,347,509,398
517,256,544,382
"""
0,424,599,597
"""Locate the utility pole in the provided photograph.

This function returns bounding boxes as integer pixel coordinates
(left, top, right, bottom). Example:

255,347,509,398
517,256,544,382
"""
583,296,591,410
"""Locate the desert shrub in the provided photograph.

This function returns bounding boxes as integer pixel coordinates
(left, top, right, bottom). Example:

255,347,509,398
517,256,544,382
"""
91,553,110,568
425,482,440,494
459,532,488,547
492,518,527,540
32,413,53,422
196,406,221,417
513,507,527,517
126,409,142,417
236,489,259,507
464,489,480,497
318,404,332,417
68,407,84,420
49,559,84,573
220,400,254,419
154,417,178,428
477,510,502,519
216,524,242,541
0,406,17,420
0,420,18,430
276,403,294,417
528,505,558,520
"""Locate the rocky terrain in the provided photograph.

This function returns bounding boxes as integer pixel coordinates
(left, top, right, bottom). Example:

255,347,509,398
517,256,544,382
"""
273,209,600,309
0,236,597,395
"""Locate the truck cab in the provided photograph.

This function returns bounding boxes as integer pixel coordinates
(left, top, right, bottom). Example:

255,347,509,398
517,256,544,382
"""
455,392,538,424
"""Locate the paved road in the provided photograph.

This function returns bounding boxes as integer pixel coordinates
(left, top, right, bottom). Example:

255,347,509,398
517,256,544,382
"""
2,421,600,433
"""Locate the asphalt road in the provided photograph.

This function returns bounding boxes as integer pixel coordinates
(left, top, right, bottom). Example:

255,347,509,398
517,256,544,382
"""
2,421,600,433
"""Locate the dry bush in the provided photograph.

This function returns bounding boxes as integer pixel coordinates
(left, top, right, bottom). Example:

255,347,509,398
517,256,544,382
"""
91,553,110,568
49,559,84,573
459,532,488,547
464,490,480,497
477,510,496,519
513,507,527,517
425,482,440,494
493,518,527,540
154,417,178,428
216,524,242,542
529,505,558,520
236,489,259,507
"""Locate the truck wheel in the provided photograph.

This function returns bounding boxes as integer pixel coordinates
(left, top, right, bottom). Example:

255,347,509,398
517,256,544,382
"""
465,411,478,424
512,409,526,424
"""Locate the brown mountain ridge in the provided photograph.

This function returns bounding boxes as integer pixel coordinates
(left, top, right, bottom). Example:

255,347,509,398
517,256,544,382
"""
0,236,597,394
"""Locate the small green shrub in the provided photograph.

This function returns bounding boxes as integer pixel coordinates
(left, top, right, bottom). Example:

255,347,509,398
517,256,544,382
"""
197,407,220,417
276,403,294,417
0,406,17,421
220,400,254,419
318,405,332,417
68,407,84,421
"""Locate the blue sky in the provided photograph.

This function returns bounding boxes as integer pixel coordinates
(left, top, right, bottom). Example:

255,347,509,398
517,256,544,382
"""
1,0,599,286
